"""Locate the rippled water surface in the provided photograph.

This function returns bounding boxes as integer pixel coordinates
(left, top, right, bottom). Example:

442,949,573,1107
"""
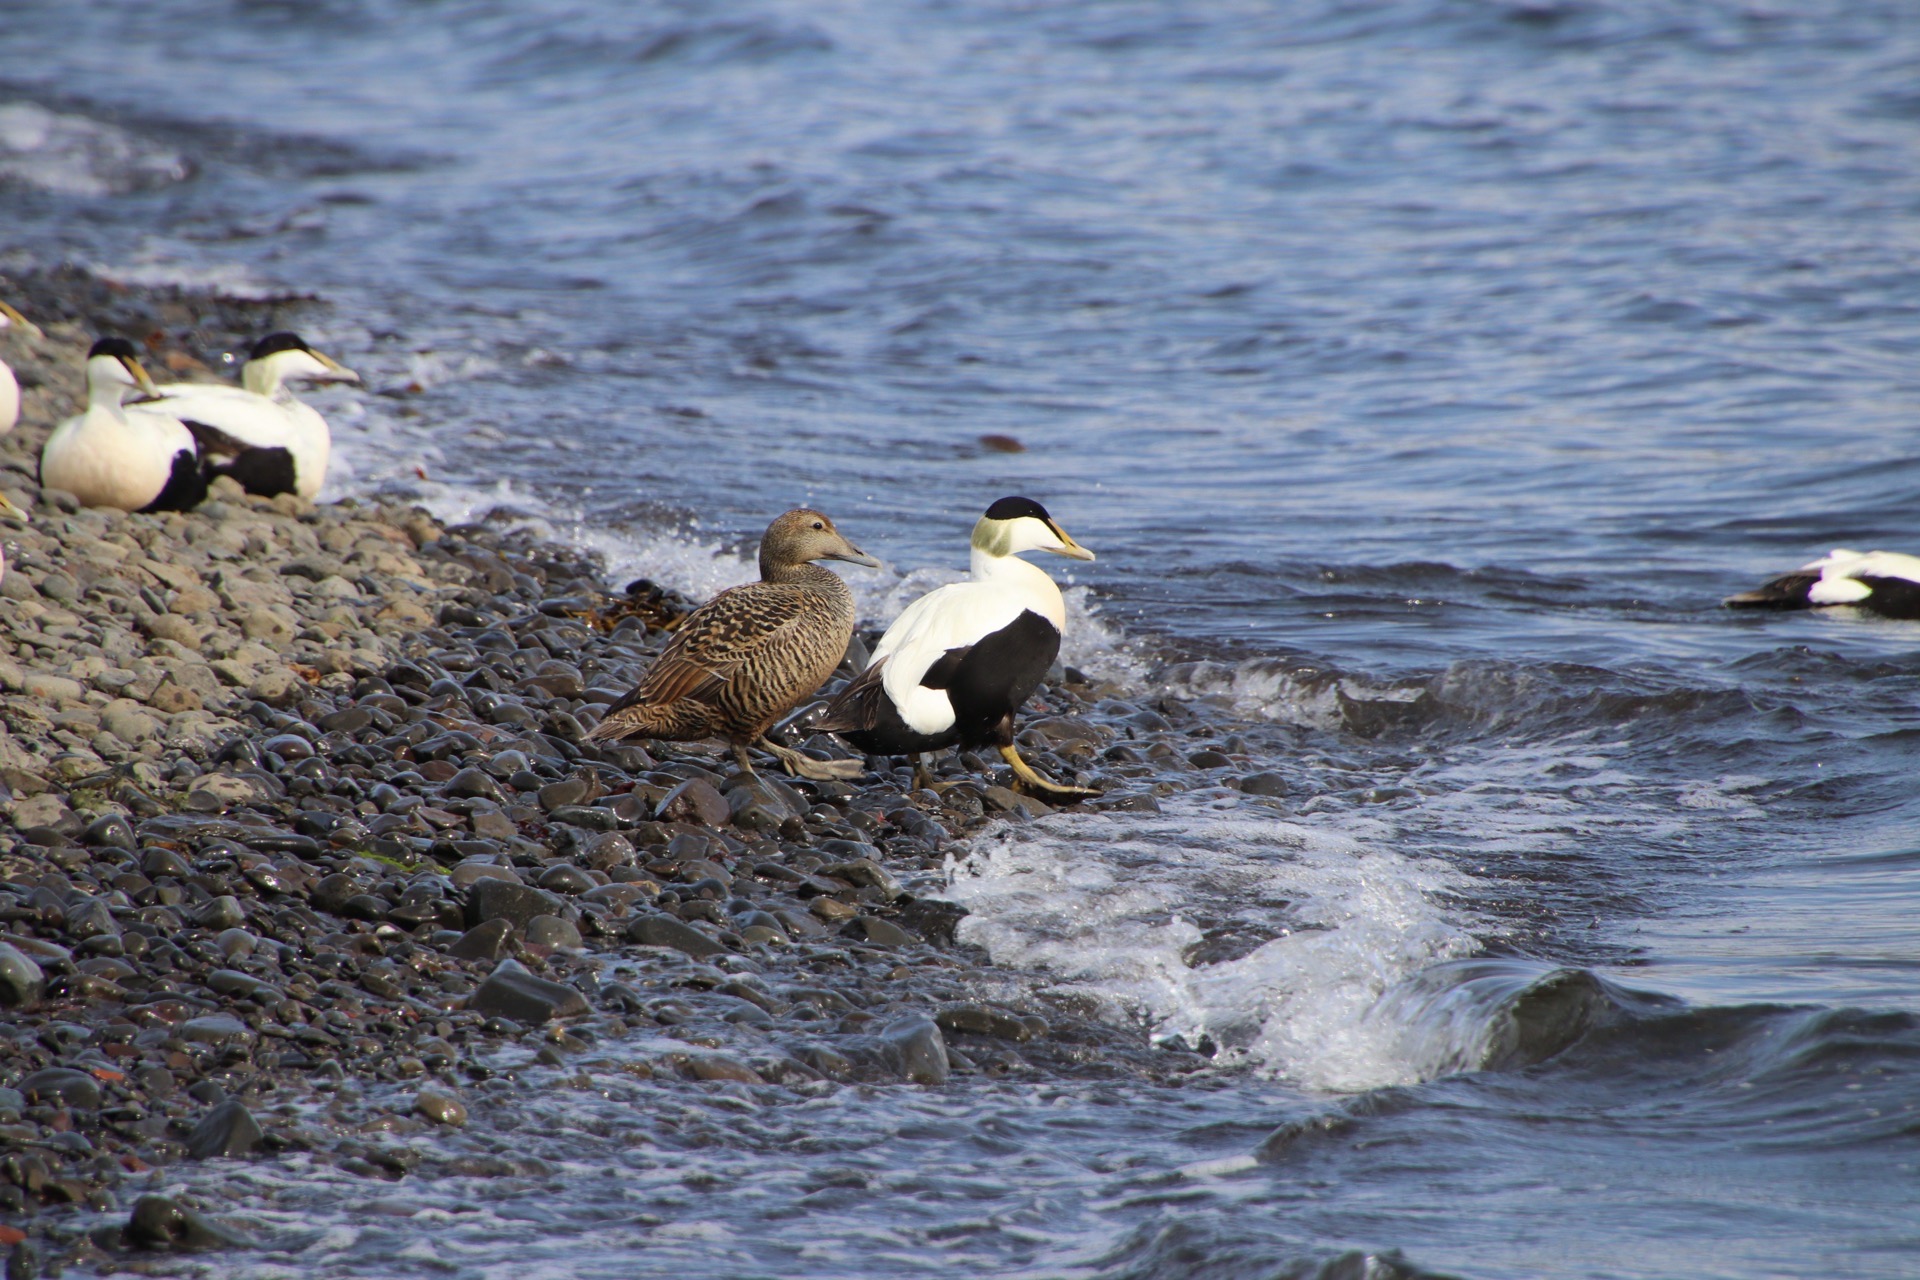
5,1,1920,1276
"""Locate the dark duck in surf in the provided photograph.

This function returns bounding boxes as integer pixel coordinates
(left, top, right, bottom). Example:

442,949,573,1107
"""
1726,549,1920,620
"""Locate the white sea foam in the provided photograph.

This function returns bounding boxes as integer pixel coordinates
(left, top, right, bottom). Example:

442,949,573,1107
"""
942,793,1485,1092
0,102,190,196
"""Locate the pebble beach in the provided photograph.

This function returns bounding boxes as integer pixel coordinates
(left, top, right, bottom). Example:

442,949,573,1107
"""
0,274,1213,1274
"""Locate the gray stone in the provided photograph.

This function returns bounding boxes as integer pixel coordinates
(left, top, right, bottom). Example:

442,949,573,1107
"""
194,895,247,930
625,912,727,958
468,960,589,1024
536,777,590,812
841,915,914,946
182,1014,255,1047
466,878,566,929
125,1194,255,1252
444,767,503,801
186,1099,263,1159
524,915,584,950
878,1014,950,1085
6,792,71,832
63,897,119,940
657,776,728,827
536,864,594,895
726,777,801,831
936,1003,1039,1042
0,941,46,1007
1239,771,1290,798
415,1088,469,1127
548,803,620,832
20,1067,101,1109
823,857,901,899
448,918,515,961
450,858,521,888
445,921,514,959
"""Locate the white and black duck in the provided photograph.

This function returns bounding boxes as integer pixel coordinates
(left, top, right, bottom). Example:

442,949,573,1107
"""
151,331,359,500
583,509,880,781
1726,549,1920,620
40,338,207,513
818,495,1099,799
0,300,42,437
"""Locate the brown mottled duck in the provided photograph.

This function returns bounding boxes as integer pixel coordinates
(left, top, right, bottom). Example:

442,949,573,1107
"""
582,509,879,780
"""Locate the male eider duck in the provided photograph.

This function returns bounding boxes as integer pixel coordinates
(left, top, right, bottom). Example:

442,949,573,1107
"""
817,495,1098,799
41,338,207,512
582,509,880,780
151,331,359,500
1726,549,1920,620
0,300,43,436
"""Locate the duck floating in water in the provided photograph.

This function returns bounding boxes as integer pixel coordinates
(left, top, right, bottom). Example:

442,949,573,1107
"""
1726,549,1920,620
41,338,207,512
818,495,1098,800
151,331,359,500
583,509,880,780
0,300,43,437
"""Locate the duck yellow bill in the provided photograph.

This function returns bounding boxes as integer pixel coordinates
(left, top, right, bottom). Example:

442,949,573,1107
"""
1046,520,1095,562
315,349,361,383
122,355,161,398
0,301,43,339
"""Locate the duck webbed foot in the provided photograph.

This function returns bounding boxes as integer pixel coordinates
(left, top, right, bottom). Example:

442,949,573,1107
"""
757,736,865,781
997,744,1100,801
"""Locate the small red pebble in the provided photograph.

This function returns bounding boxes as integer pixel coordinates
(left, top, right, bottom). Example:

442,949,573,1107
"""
0,1226,26,1246
88,1067,126,1082
118,1155,151,1174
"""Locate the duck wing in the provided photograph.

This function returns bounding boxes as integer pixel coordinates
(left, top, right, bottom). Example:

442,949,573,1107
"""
816,655,890,732
611,583,819,711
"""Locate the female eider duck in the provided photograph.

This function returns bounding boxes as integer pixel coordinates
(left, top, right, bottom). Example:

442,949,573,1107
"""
41,338,207,512
582,509,880,780
150,331,359,500
0,300,44,436
817,495,1098,799
1726,549,1920,620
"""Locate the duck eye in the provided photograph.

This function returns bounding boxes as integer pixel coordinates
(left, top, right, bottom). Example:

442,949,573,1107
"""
812,521,824,530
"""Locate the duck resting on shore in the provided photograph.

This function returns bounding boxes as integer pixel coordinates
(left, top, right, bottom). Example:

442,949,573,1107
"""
582,509,880,781
1726,549,1920,620
150,331,359,500
817,495,1099,800
0,300,44,437
41,338,208,513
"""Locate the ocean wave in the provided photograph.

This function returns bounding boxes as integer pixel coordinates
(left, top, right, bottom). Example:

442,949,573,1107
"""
0,101,191,196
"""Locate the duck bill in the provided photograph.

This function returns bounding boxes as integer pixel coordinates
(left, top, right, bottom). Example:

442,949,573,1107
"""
828,540,882,569
0,301,43,340
0,493,24,520
314,350,361,384
1044,521,1095,562
122,356,161,398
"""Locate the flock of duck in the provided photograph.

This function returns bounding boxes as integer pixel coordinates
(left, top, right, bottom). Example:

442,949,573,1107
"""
2,298,1920,799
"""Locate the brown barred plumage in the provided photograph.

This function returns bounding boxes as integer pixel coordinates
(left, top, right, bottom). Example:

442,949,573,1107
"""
583,510,877,776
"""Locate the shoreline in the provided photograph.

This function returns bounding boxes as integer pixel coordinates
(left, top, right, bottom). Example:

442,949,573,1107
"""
0,271,1222,1271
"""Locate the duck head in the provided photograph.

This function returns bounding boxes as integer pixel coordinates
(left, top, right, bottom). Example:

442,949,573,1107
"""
242,332,361,397
972,496,1094,561
760,509,881,576
85,337,161,406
